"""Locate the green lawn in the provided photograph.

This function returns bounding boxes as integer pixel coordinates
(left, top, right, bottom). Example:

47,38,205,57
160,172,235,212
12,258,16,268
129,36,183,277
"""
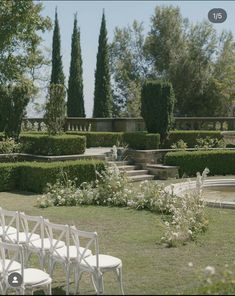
0,191,235,295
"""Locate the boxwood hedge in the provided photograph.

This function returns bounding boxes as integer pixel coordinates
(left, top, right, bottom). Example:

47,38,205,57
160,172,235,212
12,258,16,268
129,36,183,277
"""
163,131,222,148
164,150,235,177
0,160,105,193
20,134,86,156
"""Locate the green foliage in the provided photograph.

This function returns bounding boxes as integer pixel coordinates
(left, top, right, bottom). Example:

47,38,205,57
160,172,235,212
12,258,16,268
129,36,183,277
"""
0,139,22,154
0,0,51,84
67,14,85,117
195,137,226,150
0,83,31,139
0,160,105,193
195,264,235,295
164,150,235,177
123,132,160,149
141,80,175,141
20,134,86,156
110,21,148,117
171,139,188,150
50,9,65,85
164,131,222,148
93,12,112,117
44,84,66,135
66,131,123,147
0,163,20,191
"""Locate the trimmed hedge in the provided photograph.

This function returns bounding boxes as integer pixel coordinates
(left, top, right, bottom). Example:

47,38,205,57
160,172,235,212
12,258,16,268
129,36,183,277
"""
123,132,160,149
67,131,160,149
163,131,222,148
66,132,123,148
20,134,86,156
0,160,105,193
164,150,235,177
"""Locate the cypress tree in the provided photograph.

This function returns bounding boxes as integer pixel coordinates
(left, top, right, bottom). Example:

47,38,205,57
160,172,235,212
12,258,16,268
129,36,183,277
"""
67,14,85,117
50,8,65,85
93,11,112,118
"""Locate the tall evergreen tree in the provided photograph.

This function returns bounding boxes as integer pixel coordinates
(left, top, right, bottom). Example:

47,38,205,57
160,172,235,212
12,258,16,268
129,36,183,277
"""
67,14,85,117
50,8,65,85
93,11,112,117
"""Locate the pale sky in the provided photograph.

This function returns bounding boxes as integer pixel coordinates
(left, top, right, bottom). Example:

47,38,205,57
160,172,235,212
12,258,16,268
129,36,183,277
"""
29,0,235,117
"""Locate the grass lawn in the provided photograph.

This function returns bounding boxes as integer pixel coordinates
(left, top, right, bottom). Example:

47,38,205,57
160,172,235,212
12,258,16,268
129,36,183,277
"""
0,191,235,295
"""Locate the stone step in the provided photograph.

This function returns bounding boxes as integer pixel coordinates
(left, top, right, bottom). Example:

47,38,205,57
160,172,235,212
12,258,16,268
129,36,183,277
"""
128,174,155,182
107,161,130,166
118,165,140,171
146,164,179,180
125,170,149,176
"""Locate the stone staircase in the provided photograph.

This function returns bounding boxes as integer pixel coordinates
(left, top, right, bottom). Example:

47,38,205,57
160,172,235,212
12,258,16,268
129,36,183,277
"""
108,161,155,182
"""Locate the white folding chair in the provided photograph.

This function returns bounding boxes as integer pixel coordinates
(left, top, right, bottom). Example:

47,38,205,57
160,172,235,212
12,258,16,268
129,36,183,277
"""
44,220,92,295
70,226,124,295
20,213,65,270
0,240,52,295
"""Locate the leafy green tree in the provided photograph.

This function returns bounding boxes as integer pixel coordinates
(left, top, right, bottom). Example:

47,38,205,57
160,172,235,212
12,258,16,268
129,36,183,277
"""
93,11,112,118
0,83,32,139
0,0,51,84
67,14,85,117
44,84,66,135
50,8,65,85
0,0,51,134
110,21,151,117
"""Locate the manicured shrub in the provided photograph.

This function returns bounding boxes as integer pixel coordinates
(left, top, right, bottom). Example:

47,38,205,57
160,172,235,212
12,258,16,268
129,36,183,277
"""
164,150,235,177
0,163,20,191
0,160,105,193
123,132,160,149
20,134,86,155
164,131,222,148
141,80,175,141
66,132,123,148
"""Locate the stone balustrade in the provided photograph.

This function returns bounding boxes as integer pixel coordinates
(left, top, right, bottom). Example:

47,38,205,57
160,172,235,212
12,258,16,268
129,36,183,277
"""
21,117,235,132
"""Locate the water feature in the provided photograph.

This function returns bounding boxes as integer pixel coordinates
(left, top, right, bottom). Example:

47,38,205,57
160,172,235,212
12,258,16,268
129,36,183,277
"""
166,178,235,208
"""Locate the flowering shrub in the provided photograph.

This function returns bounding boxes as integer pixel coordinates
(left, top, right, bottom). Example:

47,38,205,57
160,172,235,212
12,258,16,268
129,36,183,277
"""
161,168,209,247
129,180,176,214
37,165,209,247
195,137,226,150
94,164,133,206
0,138,22,154
188,263,235,295
171,139,188,150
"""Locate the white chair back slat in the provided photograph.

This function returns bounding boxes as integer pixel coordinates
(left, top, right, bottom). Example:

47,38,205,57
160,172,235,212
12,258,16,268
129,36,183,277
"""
44,220,69,260
0,210,19,243
19,213,44,249
70,226,98,268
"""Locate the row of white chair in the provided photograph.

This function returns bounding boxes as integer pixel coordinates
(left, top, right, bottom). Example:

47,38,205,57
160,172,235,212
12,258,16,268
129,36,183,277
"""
0,207,124,295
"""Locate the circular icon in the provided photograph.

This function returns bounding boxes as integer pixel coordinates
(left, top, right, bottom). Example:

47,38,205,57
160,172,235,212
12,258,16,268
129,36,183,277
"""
208,8,227,23
8,272,23,287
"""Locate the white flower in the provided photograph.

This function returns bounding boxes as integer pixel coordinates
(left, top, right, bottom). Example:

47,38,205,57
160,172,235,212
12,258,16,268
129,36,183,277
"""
204,266,215,276
188,262,193,267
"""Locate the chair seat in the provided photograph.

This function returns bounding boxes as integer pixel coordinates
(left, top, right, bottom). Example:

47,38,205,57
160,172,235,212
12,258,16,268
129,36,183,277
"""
23,268,52,286
29,238,65,250
0,259,21,273
6,232,40,243
0,226,17,236
53,245,92,259
81,254,122,270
